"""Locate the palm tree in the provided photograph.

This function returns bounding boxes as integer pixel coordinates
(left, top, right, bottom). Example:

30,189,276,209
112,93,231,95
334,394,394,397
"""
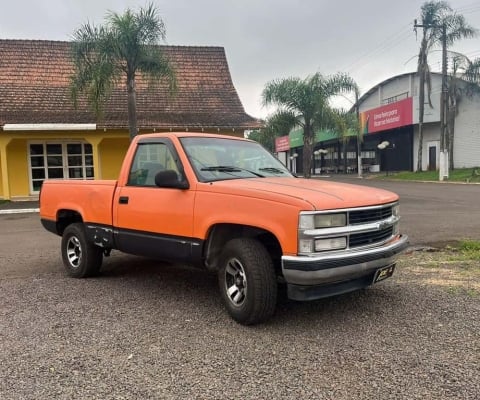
463,57,480,87
335,108,361,174
70,3,176,140
262,72,357,178
416,0,476,171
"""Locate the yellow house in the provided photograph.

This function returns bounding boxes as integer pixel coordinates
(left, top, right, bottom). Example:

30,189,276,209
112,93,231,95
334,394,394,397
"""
0,40,262,201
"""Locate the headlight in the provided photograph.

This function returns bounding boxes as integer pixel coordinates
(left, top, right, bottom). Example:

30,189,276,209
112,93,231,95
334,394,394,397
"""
299,214,315,230
299,213,346,229
392,204,400,217
298,212,348,254
393,223,400,235
299,237,347,253
315,237,347,251
314,213,346,228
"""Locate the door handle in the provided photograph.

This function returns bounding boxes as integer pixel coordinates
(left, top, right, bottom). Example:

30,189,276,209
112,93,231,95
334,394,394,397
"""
119,196,129,204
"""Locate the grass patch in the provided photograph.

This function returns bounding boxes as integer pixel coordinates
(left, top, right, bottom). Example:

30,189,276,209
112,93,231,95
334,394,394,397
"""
376,167,480,183
446,286,479,298
455,240,480,261
459,240,480,252
399,242,480,296
443,240,480,262
0,200,10,205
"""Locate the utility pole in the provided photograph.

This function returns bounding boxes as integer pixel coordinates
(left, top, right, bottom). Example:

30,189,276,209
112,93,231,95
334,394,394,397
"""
439,23,449,181
414,19,427,173
355,89,362,178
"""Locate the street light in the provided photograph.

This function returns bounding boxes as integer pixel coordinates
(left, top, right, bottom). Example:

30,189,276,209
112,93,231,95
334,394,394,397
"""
314,149,328,175
289,152,298,174
377,140,390,150
377,141,395,175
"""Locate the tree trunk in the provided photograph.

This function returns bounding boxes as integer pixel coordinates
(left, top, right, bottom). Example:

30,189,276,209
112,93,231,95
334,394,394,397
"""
302,124,313,179
417,36,428,172
439,24,448,155
447,76,457,171
448,105,455,170
127,74,138,141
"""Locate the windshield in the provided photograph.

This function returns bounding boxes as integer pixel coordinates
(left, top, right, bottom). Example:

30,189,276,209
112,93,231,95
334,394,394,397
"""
180,137,293,182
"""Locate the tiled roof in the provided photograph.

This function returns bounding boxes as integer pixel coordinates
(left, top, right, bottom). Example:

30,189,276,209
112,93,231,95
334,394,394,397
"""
0,39,263,130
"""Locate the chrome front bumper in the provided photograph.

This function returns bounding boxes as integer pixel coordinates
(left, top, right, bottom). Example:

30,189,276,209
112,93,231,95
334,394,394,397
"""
282,234,409,286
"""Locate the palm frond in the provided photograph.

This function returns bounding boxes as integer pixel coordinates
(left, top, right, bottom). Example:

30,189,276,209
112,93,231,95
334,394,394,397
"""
70,2,176,128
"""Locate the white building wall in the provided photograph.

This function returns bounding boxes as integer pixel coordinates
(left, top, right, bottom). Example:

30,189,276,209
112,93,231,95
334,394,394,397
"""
360,72,480,171
453,94,480,168
413,123,441,171
359,88,380,111
380,75,410,99
412,88,441,124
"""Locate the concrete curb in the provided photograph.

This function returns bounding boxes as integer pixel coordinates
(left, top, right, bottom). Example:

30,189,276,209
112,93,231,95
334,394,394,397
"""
0,208,40,215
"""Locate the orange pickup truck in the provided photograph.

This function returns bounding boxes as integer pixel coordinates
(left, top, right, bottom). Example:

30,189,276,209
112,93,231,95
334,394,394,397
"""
40,132,409,324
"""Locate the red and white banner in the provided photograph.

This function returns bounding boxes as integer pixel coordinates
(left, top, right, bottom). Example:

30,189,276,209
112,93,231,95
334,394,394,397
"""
360,97,413,134
275,135,290,152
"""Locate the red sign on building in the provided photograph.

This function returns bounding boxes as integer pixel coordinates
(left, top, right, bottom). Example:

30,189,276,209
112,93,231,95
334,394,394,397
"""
360,97,413,134
275,135,290,152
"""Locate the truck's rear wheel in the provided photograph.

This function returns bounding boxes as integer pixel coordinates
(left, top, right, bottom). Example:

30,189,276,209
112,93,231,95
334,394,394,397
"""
61,223,103,278
218,238,277,325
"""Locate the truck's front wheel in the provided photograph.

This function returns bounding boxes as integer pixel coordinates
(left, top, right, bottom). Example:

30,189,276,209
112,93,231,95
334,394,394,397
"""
61,223,103,278
218,238,277,325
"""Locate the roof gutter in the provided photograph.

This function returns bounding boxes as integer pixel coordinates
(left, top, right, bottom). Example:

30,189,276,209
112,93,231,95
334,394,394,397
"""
2,123,97,131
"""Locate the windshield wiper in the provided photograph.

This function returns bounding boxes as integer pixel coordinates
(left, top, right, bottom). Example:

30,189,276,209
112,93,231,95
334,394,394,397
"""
201,165,264,177
258,167,287,174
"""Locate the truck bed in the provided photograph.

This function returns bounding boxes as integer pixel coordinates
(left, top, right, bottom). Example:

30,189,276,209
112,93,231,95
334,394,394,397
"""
40,180,117,228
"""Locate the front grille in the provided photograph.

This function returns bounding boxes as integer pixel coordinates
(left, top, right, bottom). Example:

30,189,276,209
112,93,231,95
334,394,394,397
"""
349,206,392,225
349,226,394,248
299,203,398,255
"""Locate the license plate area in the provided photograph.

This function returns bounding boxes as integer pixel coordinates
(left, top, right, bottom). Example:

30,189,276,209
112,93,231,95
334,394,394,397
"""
373,264,395,283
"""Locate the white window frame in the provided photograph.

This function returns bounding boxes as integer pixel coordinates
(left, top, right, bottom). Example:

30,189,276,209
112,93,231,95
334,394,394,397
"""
27,141,94,194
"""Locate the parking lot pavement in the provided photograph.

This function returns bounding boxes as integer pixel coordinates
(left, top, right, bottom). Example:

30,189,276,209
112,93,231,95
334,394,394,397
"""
0,201,39,214
1,212,479,399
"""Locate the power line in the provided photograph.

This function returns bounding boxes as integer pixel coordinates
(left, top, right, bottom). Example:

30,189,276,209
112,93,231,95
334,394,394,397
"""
339,23,412,74
334,4,479,88
455,3,480,14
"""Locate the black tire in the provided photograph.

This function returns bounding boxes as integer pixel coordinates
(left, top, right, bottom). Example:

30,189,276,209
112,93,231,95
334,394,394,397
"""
218,238,277,325
61,223,103,278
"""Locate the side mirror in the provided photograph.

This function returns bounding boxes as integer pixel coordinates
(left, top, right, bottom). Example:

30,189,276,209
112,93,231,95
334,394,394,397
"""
154,170,189,189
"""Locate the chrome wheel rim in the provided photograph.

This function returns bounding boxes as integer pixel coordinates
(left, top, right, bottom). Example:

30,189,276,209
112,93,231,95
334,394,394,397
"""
66,236,82,268
224,258,247,307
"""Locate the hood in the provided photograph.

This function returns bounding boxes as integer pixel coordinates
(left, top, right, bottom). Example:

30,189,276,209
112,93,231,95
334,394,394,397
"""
201,177,398,210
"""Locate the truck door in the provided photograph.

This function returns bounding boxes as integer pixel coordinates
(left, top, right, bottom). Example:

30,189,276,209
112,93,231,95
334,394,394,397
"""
113,139,198,262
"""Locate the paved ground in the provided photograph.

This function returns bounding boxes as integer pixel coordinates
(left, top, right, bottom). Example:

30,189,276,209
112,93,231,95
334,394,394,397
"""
1,179,479,399
0,212,479,399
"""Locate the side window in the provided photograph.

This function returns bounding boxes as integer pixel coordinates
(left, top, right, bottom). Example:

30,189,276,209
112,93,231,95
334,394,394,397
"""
128,143,179,186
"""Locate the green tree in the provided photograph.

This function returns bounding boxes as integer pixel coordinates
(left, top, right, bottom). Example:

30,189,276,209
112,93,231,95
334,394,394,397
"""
415,0,476,171
463,57,480,87
262,72,357,178
334,108,361,173
70,3,176,140
248,112,296,152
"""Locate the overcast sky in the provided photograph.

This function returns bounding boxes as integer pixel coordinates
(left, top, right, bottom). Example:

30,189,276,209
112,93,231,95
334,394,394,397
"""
1,0,479,118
